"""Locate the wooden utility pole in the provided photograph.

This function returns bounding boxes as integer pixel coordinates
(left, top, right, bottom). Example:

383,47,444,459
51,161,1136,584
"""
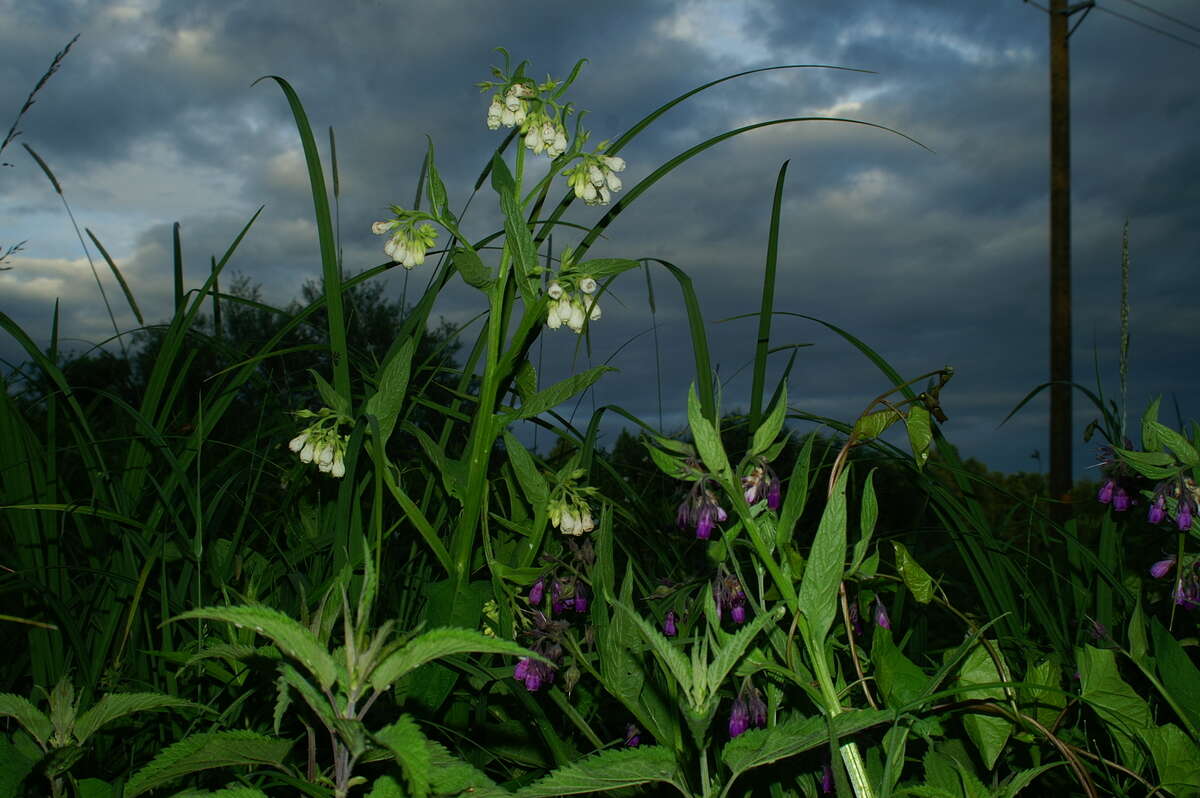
1047,0,1092,521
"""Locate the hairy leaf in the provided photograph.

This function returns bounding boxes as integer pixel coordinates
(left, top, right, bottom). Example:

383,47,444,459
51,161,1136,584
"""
124,731,292,797
370,627,535,693
511,745,682,797
374,715,431,798
74,693,199,744
0,693,51,745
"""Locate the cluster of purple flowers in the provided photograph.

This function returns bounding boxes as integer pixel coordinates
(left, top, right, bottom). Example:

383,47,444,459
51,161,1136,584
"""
1147,477,1199,532
728,682,767,738
676,481,727,540
713,570,749,625
742,461,782,510
529,576,589,615
1095,445,1138,512
515,540,597,692
1149,554,1200,609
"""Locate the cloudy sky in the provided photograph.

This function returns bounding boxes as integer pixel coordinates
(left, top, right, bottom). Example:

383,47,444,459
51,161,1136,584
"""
2,0,1198,477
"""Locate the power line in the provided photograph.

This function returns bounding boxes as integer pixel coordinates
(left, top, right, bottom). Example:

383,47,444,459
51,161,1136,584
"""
1111,0,1200,35
1094,3,1200,50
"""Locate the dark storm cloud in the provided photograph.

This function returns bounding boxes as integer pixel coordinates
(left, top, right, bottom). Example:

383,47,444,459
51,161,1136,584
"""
2,0,1199,475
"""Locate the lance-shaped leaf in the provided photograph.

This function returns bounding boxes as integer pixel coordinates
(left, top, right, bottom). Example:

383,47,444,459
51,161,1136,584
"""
0,693,51,745
1114,447,1177,480
721,709,890,780
124,731,292,797
511,745,683,798
369,627,537,693
74,693,199,744
613,600,694,699
893,541,934,604
852,409,901,441
425,737,506,797
510,366,614,421
797,470,848,644
1147,419,1200,466
504,430,549,507
453,245,492,289
574,257,642,280
174,605,338,690
687,384,731,480
750,385,788,458
705,605,784,700
906,404,932,469
363,337,414,448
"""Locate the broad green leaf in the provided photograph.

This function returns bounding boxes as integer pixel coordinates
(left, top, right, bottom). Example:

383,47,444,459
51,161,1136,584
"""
277,662,337,729
374,716,430,798
613,600,693,697
1144,723,1200,796
370,627,536,693
687,384,731,480
503,431,549,507
872,628,930,709
750,385,788,458
705,606,783,698
797,470,848,644
124,731,292,797
1150,617,1200,734
957,642,1011,770
511,745,683,797
366,775,404,798
425,737,507,797
0,693,51,745
0,733,37,797
906,404,932,469
310,369,350,418
644,441,696,480
363,337,414,447
721,709,890,779
893,541,934,604
452,245,492,289
175,605,339,690
1077,644,1152,770
512,366,614,420
853,409,901,441
1148,420,1200,465
74,693,198,744
1020,659,1065,731
1114,447,1178,480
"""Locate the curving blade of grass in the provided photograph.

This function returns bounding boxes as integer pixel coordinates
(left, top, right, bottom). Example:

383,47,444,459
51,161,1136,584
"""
750,160,789,431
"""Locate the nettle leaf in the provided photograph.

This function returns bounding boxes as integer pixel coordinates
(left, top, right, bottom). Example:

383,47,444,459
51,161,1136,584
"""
0,693,52,745
957,642,1012,770
124,731,292,797
0,734,37,796
705,606,783,698
687,384,731,480
174,605,338,690
374,715,431,798
614,601,694,697
893,542,934,604
853,409,901,441
425,736,506,797
750,385,788,458
512,366,614,421
504,431,549,507
511,745,683,798
363,337,414,447
798,470,848,644
906,404,932,469
721,709,890,780
74,693,199,745
369,627,535,693
278,662,337,729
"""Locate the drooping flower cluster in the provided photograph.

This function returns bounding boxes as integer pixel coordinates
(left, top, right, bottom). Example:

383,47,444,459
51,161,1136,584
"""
677,478,728,540
662,610,678,638
713,569,748,625
544,274,601,334
486,82,533,129
1147,476,1199,531
288,408,350,478
372,210,438,269
513,610,569,692
1149,553,1200,609
728,681,767,738
545,461,599,534
564,153,625,206
742,460,782,510
1095,444,1139,512
529,538,595,618
483,76,568,158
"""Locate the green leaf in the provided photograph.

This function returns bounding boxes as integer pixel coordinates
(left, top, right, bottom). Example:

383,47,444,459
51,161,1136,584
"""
613,601,693,697
849,469,878,577
0,733,38,797
503,431,549,507
310,369,350,418
893,541,934,604
957,642,1011,770
174,605,339,690
364,337,415,447
74,693,199,744
853,409,901,441
0,693,51,745
452,245,492,289
1150,617,1200,734
511,745,683,798
277,662,337,730
1148,420,1200,466
491,154,538,302
776,430,814,550
1077,644,1153,770
405,423,466,500
512,366,614,420
721,709,890,779
1114,447,1178,480
1020,659,1065,732
1144,723,1200,796
374,716,431,798
424,139,451,221
124,731,292,797
705,606,784,698
574,257,642,280
798,470,848,644
643,440,695,480
425,737,507,797
906,404,932,469
1142,397,1163,451
750,385,788,458
872,628,930,709
687,384,731,480
370,627,536,693
995,762,1069,798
